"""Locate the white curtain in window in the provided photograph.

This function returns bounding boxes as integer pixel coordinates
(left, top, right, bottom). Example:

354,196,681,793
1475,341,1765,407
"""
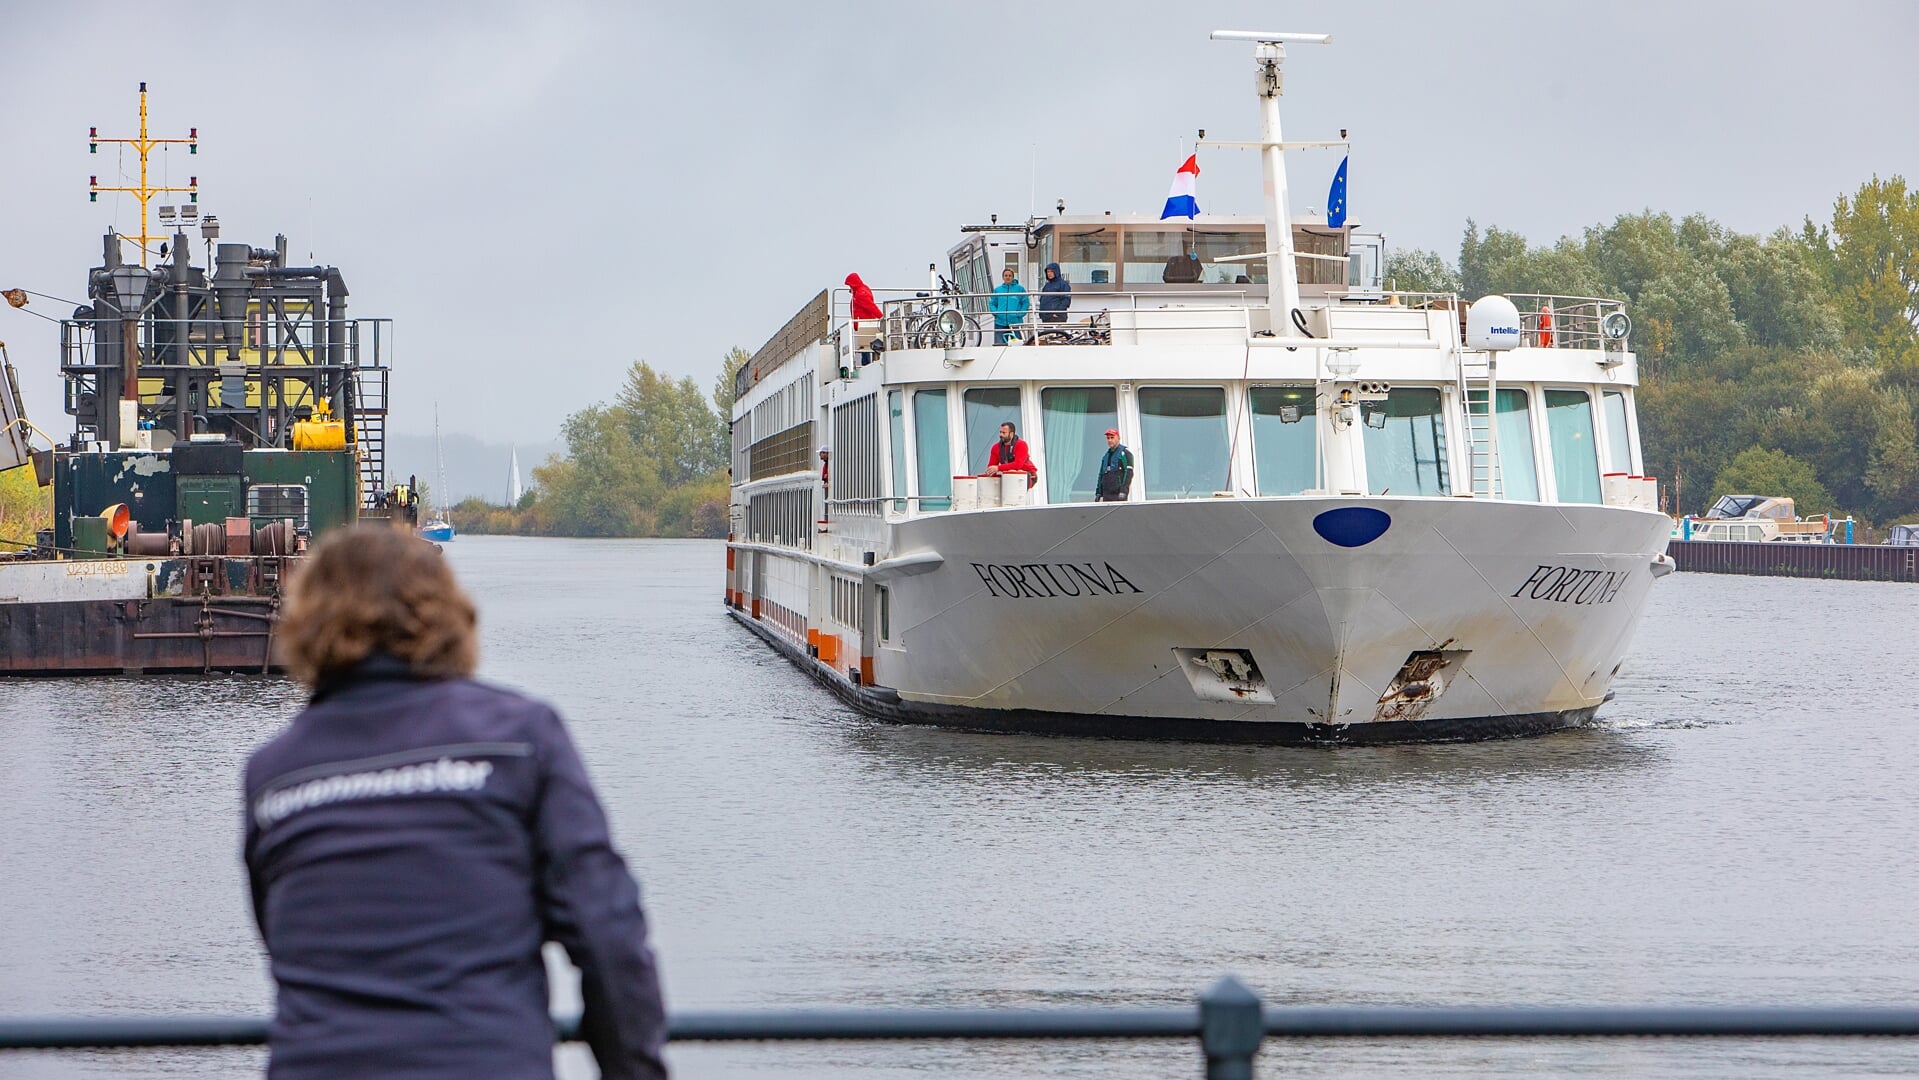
1042,387,1118,503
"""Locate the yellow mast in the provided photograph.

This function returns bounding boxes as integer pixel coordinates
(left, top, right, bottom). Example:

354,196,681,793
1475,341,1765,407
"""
89,82,198,267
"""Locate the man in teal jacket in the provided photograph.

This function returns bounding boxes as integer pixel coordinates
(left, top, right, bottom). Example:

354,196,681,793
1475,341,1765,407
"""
989,267,1030,345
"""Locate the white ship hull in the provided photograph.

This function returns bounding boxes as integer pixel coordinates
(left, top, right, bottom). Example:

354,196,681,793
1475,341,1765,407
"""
729,496,1672,744
725,31,1672,744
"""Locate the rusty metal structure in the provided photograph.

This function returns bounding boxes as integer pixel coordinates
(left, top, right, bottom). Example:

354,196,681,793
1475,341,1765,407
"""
1,121,399,674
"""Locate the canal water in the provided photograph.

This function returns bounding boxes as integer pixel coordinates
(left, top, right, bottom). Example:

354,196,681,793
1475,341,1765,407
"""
2,537,1916,1079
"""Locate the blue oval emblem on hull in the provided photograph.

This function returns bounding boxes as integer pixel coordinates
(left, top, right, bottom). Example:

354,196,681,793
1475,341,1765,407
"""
1313,506,1392,548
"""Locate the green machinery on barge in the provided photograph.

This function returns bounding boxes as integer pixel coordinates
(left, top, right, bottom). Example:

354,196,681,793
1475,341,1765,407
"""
0,87,398,674
0,219,395,674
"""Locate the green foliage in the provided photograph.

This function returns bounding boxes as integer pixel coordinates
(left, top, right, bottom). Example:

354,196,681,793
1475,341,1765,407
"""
1802,175,1919,382
0,465,51,547
1456,180,1919,522
1708,446,1832,515
449,352,740,538
1383,248,1460,295
615,363,727,487
712,345,750,419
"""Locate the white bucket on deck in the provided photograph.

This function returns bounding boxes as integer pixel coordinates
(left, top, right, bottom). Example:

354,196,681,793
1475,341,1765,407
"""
999,473,1029,507
1602,472,1632,507
977,475,1002,508
1632,476,1657,511
951,476,979,512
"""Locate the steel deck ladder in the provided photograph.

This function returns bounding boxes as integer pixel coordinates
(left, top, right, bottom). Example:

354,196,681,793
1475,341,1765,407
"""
1458,356,1503,499
351,365,390,507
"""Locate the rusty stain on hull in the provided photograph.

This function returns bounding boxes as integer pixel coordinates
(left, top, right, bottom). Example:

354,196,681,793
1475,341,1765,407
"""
1373,646,1472,724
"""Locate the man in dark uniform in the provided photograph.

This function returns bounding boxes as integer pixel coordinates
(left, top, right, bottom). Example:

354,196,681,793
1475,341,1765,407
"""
1096,427,1134,501
244,524,668,1079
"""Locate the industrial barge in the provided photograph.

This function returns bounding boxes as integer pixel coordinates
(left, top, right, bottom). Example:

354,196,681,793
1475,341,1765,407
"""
0,87,396,675
721,31,1675,744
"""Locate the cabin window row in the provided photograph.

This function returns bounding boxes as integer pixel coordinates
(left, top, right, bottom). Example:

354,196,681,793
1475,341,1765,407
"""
745,487,814,548
830,393,882,516
879,384,1635,507
829,574,863,631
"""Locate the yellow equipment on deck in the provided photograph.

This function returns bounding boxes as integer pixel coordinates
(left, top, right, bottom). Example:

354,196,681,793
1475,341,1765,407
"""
291,397,346,451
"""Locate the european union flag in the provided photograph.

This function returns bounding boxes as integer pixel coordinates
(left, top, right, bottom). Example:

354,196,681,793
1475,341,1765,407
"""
1326,155,1348,229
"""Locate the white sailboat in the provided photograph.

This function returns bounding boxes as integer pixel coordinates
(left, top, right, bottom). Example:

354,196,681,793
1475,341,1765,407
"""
507,446,524,506
421,406,455,542
722,30,1673,743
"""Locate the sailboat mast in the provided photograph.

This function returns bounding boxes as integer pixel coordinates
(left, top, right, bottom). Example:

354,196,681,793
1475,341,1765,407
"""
433,404,447,511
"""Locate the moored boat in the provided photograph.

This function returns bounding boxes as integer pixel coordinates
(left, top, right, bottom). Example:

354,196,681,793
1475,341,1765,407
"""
0,87,396,675
722,31,1674,743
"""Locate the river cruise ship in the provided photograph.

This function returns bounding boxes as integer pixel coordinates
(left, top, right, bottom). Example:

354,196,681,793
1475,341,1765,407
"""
723,32,1674,743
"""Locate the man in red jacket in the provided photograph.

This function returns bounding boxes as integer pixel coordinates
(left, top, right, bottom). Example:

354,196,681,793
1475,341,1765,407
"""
983,421,1037,488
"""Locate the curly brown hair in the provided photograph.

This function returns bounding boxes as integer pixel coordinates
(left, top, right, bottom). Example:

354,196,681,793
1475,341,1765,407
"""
277,523,477,685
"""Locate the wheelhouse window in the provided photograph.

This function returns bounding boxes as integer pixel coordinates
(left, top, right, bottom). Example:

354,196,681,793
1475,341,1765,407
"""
1046,228,1117,287
913,388,951,511
1545,389,1602,504
1190,229,1267,284
1295,229,1347,286
888,390,907,512
1495,388,1539,501
1249,385,1315,495
964,387,1022,475
1123,230,1194,285
1361,387,1450,496
1602,390,1632,474
1139,386,1228,499
1041,386,1119,504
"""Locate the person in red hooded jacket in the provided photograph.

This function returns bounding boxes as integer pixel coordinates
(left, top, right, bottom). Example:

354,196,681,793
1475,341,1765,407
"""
845,273,882,322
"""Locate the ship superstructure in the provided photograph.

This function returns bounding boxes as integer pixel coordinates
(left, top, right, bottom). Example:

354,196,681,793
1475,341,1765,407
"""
722,33,1673,743
0,86,394,674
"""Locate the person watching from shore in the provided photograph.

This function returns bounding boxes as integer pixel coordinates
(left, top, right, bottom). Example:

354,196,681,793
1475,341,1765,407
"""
1038,262,1070,323
983,421,1037,488
1095,428,1134,502
989,266,1030,344
243,524,669,1080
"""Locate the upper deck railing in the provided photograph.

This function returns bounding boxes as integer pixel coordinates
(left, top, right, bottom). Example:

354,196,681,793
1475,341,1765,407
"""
735,284,1633,410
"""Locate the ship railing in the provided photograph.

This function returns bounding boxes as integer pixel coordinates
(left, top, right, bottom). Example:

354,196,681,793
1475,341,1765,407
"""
855,288,1259,351
1374,292,1632,353
1502,294,1629,350
5,977,1917,1076
58,315,391,374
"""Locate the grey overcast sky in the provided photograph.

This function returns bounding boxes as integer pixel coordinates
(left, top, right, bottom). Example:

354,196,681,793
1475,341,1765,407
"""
2,1,1915,442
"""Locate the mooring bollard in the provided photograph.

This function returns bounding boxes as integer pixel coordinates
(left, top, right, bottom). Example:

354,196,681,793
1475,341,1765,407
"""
1198,975,1264,1079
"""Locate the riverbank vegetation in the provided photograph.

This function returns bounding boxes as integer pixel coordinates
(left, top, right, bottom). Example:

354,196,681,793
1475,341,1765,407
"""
448,348,746,538
0,466,52,548
455,175,1917,536
1390,174,1919,524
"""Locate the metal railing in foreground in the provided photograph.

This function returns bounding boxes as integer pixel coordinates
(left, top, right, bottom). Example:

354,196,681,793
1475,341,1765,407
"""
5,977,1918,1076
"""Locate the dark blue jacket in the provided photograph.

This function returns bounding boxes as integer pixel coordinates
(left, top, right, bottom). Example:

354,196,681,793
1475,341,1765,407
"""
1038,262,1071,316
243,657,668,1080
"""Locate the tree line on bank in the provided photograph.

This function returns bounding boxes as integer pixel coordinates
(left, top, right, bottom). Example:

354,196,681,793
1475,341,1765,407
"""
449,347,747,538
1387,175,1919,526
464,175,1917,537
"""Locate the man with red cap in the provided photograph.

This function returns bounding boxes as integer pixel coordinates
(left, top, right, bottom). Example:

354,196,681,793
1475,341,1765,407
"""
1095,428,1133,501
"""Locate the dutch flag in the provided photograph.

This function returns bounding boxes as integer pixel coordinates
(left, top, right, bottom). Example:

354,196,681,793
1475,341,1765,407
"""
1160,155,1200,220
